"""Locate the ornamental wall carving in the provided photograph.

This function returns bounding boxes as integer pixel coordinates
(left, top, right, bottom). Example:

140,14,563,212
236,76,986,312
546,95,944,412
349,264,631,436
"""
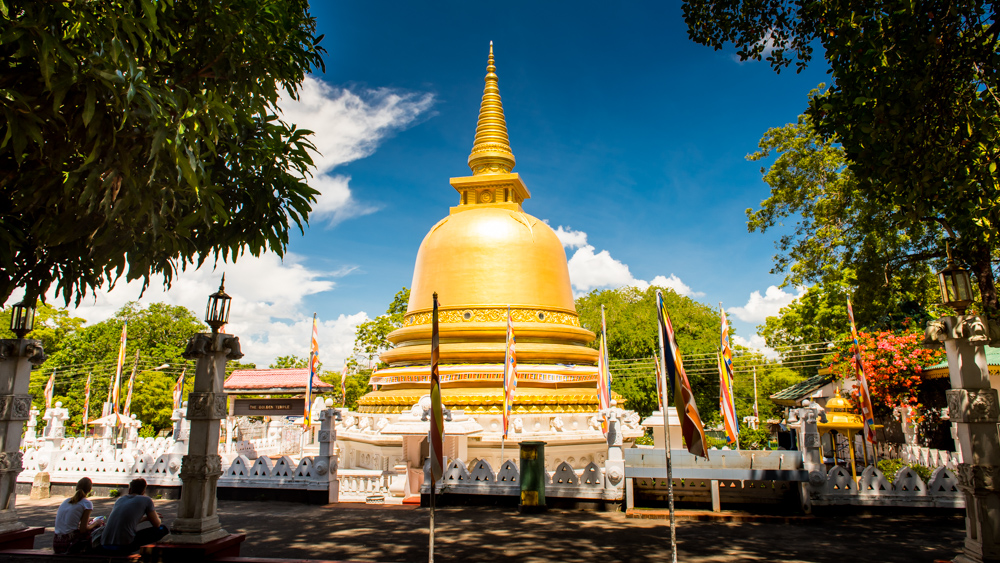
403,307,581,327
0,395,32,421
947,389,1000,424
0,451,23,473
180,454,223,480
186,393,229,420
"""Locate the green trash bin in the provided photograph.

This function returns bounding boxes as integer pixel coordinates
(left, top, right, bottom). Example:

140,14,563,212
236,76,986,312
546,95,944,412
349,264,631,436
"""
519,441,546,513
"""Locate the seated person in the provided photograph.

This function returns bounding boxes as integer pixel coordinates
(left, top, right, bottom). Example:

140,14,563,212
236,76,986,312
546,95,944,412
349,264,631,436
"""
100,478,169,554
53,477,104,554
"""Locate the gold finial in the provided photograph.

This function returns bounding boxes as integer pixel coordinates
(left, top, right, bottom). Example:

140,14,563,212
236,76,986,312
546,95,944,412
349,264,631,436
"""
468,42,515,175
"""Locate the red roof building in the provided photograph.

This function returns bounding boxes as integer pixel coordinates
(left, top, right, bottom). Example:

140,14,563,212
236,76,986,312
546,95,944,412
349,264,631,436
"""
224,368,334,395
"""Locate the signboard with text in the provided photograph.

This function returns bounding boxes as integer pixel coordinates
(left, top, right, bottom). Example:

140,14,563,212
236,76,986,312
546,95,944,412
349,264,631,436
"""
232,398,305,417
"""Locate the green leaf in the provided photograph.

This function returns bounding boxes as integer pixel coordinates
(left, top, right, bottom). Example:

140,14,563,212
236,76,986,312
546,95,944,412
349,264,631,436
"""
82,87,96,127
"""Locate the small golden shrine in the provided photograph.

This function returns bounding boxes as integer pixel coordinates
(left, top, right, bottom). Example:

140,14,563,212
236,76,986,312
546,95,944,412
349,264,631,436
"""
817,388,883,480
357,44,606,416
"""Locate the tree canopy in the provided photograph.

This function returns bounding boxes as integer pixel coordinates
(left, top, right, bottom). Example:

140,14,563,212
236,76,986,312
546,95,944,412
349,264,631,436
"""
576,285,724,423
685,0,1000,337
21,301,211,434
1,0,325,307
350,287,409,368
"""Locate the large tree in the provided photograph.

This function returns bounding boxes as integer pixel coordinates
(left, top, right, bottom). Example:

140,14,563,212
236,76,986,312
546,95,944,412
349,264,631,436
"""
576,285,723,424
1,0,324,306
748,99,946,352
685,0,1000,338
350,287,409,368
30,301,208,434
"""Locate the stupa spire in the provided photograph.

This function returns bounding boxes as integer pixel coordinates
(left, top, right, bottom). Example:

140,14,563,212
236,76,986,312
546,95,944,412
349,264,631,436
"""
468,41,516,175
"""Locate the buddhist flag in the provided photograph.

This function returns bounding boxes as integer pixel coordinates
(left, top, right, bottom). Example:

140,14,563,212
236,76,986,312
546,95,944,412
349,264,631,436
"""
429,292,445,482
653,350,664,411
657,290,709,458
44,370,55,410
82,372,92,427
596,305,613,434
503,306,518,439
111,320,127,414
340,364,349,407
370,364,379,391
122,353,137,418
719,306,739,444
304,313,319,428
847,298,878,443
172,371,185,410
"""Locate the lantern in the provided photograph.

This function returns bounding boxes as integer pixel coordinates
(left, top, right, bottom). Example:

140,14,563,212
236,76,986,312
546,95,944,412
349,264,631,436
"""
937,242,974,315
8,301,35,339
205,275,232,333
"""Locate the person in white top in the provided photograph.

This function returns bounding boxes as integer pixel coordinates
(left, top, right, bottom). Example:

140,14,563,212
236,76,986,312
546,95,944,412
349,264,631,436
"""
53,477,104,554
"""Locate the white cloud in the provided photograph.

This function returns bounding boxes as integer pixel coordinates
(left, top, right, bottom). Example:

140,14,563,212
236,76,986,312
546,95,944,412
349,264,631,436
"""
278,77,435,226
732,334,779,360
553,226,588,249
556,225,703,298
728,285,806,323
22,254,368,367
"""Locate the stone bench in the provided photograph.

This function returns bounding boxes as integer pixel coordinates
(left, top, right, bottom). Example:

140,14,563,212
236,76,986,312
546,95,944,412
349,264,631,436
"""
0,549,139,562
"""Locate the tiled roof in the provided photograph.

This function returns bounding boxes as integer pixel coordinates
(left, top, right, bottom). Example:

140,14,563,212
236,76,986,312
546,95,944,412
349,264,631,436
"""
924,346,1000,372
224,368,334,392
769,373,836,406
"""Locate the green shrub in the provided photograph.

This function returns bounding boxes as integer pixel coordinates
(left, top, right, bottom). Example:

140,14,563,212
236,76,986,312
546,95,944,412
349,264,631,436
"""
635,433,655,446
108,489,120,498
876,458,933,483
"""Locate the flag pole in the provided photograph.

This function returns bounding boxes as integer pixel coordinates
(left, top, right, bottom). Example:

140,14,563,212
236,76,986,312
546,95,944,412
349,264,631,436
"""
656,292,677,563
752,365,759,429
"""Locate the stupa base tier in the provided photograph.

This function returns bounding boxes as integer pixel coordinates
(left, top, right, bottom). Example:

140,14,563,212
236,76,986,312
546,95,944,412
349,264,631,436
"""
335,409,644,473
357,385,621,415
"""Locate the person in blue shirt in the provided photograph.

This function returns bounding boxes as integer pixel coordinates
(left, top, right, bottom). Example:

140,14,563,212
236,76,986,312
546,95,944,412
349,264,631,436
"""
99,478,168,554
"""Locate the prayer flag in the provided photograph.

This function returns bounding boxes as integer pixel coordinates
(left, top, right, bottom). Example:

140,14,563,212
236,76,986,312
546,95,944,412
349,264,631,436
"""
847,298,878,443
340,364,349,407
596,305,613,434
657,290,709,458
172,371,184,410
82,372,92,428
429,293,445,482
652,350,664,411
503,306,518,439
111,320,127,415
305,313,319,428
719,306,739,444
122,357,137,418
44,370,55,410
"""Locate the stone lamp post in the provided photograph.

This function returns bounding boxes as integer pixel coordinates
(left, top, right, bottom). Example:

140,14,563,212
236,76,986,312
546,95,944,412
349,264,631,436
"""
0,301,45,546
166,278,243,546
925,248,1000,563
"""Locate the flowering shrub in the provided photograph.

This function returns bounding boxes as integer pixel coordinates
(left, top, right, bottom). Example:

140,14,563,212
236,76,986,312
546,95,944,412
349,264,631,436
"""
830,329,944,422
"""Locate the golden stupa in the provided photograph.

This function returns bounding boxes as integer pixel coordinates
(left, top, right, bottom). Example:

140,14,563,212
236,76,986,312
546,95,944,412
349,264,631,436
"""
358,43,603,415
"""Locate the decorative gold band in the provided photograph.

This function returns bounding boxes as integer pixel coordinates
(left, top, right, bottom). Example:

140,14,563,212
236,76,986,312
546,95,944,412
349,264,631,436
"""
403,307,581,327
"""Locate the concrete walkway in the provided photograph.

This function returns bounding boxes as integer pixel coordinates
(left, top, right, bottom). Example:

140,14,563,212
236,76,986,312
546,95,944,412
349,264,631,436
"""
12,497,964,562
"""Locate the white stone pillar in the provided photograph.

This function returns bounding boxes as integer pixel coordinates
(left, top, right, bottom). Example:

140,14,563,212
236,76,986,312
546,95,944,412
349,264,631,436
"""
789,400,825,513
926,315,1000,563
316,407,341,503
167,333,242,544
124,414,141,452
0,339,45,532
600,403,625,502
23,409,37,448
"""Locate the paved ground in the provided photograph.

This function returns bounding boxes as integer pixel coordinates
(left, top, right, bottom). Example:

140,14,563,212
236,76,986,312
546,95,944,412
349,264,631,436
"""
13,496,965,562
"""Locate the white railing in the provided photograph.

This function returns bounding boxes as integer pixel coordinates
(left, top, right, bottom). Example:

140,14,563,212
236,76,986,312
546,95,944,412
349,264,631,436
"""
338,469,391,501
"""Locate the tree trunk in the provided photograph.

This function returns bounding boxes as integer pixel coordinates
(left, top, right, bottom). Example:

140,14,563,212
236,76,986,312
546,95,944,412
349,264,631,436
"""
971,245,1000,343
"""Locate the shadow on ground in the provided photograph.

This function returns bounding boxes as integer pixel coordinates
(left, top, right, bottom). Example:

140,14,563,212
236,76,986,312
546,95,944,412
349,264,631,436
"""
13,497,964,562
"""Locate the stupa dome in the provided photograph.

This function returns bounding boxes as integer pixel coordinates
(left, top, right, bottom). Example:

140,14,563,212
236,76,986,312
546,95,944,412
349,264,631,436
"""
359,43,602,414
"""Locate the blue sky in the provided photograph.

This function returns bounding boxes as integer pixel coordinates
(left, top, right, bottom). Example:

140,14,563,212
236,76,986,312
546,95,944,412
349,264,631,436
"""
48,1,831,366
